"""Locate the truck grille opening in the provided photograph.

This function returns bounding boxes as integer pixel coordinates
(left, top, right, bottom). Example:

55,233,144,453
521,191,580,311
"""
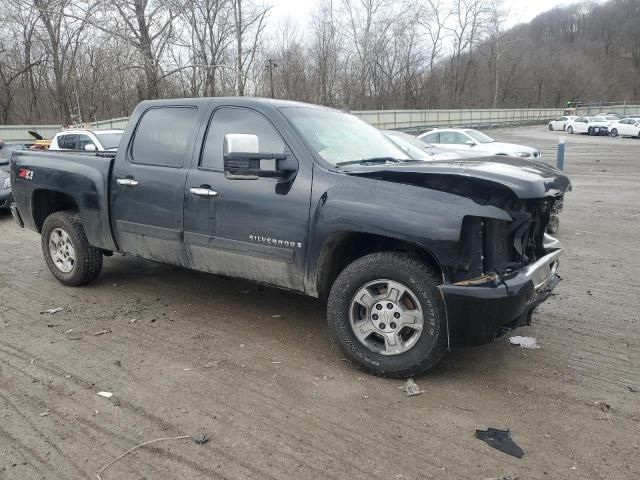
456,198,556,281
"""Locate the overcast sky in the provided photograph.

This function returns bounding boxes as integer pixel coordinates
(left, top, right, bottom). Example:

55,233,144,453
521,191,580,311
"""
268,0,599,29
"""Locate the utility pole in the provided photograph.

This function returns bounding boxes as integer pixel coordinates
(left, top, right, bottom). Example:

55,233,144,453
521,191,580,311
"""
265,59,278,98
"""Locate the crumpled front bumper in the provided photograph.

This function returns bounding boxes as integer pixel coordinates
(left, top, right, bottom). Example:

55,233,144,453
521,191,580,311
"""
439,234,562,347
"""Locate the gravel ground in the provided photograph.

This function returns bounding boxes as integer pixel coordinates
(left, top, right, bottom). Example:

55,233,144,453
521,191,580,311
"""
1,126,639,479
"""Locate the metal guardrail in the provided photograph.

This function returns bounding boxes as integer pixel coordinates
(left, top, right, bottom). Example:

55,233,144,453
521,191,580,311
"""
353,108,567,132
2,106,640,142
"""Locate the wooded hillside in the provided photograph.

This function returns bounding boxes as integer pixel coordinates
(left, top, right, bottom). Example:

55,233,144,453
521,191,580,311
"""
1,0,639,125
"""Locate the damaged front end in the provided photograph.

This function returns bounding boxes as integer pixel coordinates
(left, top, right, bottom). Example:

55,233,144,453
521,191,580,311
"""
440,196,564,346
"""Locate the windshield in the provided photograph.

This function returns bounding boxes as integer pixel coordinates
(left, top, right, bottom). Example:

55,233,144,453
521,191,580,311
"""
281,107,409,166
95,132,123,150
464,129,495,143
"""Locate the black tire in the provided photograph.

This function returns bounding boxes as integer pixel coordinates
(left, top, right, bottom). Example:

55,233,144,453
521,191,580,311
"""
610,128,618,137
548,124,553,131
588,127,594,136
546,215,560,234
327,252,447,378
567,126,573,134
41,210,103,286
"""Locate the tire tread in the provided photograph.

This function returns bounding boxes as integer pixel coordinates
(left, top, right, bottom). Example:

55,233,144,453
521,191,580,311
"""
327,252,446,378
41,210,103,286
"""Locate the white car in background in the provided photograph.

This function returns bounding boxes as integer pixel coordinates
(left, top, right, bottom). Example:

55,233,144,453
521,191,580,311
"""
417,128,542,158
609,118,640,138
548,116,577,131
383,130,469,160
49,129,124,151
566,116,609,135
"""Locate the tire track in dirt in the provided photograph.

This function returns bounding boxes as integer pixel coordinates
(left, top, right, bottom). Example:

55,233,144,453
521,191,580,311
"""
0,319,491,479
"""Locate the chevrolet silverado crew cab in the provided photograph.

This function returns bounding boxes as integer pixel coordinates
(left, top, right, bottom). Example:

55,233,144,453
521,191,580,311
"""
9,98,570,378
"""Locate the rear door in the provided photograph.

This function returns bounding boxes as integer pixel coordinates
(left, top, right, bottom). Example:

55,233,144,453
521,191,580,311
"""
439,131,475,151
183,105,311,291
616,120,629,136
110,105,200,266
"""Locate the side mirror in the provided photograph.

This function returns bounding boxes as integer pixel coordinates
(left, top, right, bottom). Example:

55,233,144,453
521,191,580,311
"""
84,143,97,151
223,133,297,179
465,140,476,146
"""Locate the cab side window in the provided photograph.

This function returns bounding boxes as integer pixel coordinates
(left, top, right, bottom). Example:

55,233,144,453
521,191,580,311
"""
57,134,78,149
200,107,285,170
77,135,95,150
439,132,467,144
131,107,197,167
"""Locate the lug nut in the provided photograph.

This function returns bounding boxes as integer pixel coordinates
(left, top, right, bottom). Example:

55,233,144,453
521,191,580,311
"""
376,304,382,310
387,303,393,309
390,322,397,329
378,323,386,329
394,312,401,319
372,314,378,320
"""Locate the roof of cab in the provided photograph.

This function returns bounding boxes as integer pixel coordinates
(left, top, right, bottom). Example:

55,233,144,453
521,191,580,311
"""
137,96,336,112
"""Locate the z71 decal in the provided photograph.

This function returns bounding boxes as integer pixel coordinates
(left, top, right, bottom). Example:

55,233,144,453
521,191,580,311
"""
18,168,33,180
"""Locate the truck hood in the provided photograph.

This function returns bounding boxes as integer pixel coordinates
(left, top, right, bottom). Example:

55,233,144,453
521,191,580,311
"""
340,156,571,199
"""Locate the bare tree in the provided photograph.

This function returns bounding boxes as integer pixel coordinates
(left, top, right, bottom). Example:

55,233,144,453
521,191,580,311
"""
231,0,269,96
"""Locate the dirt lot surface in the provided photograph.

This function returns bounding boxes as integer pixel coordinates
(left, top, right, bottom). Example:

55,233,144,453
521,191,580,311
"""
1,126,639,480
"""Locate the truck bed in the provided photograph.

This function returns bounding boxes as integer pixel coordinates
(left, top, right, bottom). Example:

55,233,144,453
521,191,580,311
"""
11,149,117,251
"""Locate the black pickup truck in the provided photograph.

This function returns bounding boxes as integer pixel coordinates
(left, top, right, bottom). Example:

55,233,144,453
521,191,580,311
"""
9,98,570,377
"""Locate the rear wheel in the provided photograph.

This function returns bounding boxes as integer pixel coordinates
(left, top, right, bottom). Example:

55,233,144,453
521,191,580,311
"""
327,252,447,378
41,210,103,286
610,128,618,137
588,127,594,136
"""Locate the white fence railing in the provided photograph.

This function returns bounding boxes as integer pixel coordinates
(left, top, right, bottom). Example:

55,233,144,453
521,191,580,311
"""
2,106,640,143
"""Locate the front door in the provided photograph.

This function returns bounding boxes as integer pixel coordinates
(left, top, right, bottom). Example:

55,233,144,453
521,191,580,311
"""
111,105,199,266
184,106,311,291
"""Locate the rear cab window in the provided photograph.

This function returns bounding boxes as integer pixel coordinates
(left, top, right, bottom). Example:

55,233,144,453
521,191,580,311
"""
423,132,439,143
131,107,198,167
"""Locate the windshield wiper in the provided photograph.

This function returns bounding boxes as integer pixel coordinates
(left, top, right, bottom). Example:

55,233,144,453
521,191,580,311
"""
335,157,403,168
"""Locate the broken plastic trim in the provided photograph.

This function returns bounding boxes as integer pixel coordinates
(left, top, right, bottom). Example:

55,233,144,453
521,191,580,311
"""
452,273,498,286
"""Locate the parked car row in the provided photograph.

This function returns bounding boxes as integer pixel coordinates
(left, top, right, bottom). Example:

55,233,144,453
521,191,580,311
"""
548,113,640,138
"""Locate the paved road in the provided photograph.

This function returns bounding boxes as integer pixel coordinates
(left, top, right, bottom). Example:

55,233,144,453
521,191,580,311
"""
1,127,638,479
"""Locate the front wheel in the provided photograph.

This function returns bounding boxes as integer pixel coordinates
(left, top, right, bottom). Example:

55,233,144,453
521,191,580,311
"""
548,124,553,131
567,126,573,134
327,252,447,378
41,210,103,286
610,128,618,137
588,127,594,136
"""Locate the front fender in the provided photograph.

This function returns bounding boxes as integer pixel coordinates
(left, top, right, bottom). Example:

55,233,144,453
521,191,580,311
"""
304,167,512,294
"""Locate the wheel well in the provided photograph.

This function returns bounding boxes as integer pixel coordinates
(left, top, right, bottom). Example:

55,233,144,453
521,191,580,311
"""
316,232,442,298
32,190,78,232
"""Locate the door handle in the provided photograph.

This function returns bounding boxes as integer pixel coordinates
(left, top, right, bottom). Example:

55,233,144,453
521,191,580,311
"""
190,187,218,197
117,178,139,186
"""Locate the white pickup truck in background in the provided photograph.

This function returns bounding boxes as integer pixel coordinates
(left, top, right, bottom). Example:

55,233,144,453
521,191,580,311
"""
49,129,124,152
